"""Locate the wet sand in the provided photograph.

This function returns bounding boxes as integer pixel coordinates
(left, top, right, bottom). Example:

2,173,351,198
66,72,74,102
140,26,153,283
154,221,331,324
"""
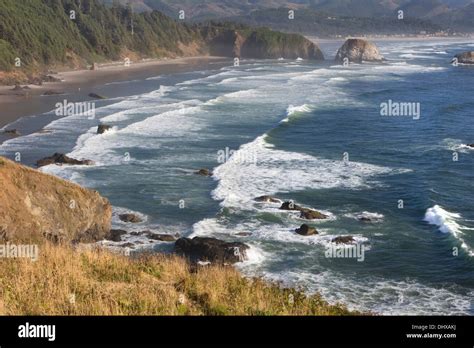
0,56,229,130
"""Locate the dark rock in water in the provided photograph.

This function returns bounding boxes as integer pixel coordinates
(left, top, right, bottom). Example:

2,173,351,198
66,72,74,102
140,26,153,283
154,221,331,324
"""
36,153,94,167
89,93,107,100
254,195,280,203
42,90,64,96
300,208,327,220
11,85,22,91
332,236,356,245
118,213,142,223
41,74,61,83
3,129,20,136
279,201,303,211
195,168,213,176
97,124,112,134
146,232,178,242
359,217,373,223
295,224,318,236
467,144,474,148
335,39,384,63
120,242,135,248
236,232,252,237
175,237,249,264
454,51,474,65
106,229,127,242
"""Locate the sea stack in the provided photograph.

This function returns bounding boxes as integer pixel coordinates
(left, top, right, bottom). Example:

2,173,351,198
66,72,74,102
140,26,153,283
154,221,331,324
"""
335,39,384,63
0,156,111,243
454,51,474,64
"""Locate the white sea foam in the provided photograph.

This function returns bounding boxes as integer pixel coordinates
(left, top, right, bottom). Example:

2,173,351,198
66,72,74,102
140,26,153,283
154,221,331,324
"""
424,205,473,256
345,211,384,222
256,270,473,315
212,135,408,209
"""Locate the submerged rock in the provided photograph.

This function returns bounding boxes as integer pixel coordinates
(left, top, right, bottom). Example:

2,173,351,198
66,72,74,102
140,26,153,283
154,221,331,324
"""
175,237,249,264
89,93,107,100
0,156,111,243
295,224,318,236
332,236,356,245
146,232,178,242
335,39,384,63
106,229,127,242
454,51,474,64
195,168,213,176
36,153,94,167
118,213,142,223
43,90,64,96
97,124,112,134
3,129,20,136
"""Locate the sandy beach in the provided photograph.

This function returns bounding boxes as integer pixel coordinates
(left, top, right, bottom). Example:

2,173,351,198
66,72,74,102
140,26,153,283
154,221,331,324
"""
0,56,229,130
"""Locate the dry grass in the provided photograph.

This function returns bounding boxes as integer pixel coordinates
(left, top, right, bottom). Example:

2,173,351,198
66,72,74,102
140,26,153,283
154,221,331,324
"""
0,243,357,316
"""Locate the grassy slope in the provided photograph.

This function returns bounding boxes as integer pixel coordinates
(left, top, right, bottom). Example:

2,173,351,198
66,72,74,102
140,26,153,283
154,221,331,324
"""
0,243,358,315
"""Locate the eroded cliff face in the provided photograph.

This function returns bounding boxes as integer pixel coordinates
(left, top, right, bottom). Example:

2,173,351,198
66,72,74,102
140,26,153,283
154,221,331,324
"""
0,157,111,243
206,28,324,60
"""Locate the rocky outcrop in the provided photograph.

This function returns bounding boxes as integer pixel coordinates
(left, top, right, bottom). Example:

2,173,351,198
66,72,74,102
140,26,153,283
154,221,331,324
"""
332,236,356,245
106,229,127,242
295,224,318,236
195,168,213,176
175,237,249,264
97,124,112,134
454,51,474,64
118,213,142,223
279,201,303,211
146,232,178,242
279,201,327,220
335,39,384,63
36,153,94,167
0,157,111,243
206,28,324,60
467,144,474,148
300,209,327,220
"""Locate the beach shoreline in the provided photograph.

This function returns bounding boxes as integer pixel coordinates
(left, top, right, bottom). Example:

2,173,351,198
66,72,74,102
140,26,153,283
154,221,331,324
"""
0,56,229,130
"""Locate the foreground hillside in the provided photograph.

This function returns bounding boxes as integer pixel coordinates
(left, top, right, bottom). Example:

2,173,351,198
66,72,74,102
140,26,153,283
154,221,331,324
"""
0,0,323,84
0,243,355,315
0,157,354,315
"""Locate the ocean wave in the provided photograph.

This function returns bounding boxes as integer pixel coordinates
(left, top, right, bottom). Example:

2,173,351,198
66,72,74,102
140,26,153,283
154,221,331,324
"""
211,135,409,209
280,104,312,123
424,205,473,256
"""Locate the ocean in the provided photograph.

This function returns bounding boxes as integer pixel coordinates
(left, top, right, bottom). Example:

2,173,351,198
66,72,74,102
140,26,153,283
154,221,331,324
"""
1,39,473,315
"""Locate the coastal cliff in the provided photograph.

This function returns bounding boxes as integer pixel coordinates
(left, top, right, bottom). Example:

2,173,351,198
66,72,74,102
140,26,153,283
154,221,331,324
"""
0,0,323,85
0,156,353,315
205,27,324,60
0,157,111,243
